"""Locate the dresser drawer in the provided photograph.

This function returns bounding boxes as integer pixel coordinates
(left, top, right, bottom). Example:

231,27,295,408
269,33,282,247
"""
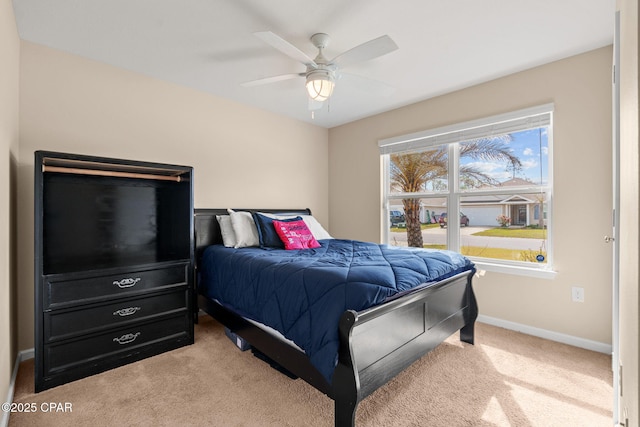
43,314,191,376
44,263,188,309
44,289,189,342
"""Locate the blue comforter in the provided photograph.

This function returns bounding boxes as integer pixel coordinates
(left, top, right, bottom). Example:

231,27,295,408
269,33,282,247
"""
199,239,474,383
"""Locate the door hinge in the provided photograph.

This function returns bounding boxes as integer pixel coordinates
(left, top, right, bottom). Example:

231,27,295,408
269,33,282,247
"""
619,364,623,396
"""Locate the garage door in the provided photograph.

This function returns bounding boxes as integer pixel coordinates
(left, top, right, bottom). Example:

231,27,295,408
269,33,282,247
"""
462,206,502,226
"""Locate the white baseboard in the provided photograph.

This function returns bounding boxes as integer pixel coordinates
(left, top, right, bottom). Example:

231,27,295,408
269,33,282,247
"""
2,349,35,427
477,315,612,354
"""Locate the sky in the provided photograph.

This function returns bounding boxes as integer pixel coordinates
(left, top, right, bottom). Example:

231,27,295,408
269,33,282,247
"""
461,127,549,185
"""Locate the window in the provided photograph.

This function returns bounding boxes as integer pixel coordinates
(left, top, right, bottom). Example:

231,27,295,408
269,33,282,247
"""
380,104,553,276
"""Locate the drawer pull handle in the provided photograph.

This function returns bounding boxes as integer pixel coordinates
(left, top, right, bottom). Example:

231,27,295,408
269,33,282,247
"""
113,307,142,317
113,332,141,345
113,277,141,288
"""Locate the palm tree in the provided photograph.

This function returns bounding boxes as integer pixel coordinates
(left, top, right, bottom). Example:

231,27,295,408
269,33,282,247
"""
390,137,521,248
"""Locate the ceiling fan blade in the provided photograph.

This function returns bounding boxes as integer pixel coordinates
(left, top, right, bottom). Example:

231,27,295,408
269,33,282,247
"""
331,35,398,68
254,31,317,68
241,73,302,87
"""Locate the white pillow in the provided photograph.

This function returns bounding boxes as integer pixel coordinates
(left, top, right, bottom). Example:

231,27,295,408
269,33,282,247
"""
298,215,332,240
215,215,237,248
227,209,260,248
257,212,333,240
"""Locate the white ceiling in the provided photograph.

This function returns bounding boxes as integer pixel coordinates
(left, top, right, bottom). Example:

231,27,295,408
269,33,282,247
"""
12,0,614,128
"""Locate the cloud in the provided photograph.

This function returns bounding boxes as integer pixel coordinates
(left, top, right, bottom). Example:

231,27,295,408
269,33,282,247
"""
523,146,549,157
464,161,512,180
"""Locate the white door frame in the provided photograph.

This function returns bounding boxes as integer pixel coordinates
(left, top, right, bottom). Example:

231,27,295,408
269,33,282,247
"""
611,10,621,425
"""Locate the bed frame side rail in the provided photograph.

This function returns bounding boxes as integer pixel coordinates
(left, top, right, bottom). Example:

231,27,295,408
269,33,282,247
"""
198,293,333,395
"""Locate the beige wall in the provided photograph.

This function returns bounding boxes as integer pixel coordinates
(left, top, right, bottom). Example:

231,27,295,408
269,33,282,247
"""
329,47,613,345
617,0,639,424
0,0,20,410
16,41,329,350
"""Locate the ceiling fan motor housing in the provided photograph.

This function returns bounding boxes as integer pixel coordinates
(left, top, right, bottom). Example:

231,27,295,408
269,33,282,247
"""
310,33,330,50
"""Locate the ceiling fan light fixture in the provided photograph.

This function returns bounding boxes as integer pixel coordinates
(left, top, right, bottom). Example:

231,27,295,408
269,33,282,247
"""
305,70,335,101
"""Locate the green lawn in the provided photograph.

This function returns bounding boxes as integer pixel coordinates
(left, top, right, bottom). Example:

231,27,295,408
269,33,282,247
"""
471,227,546,239
424,244,547,263
391,224,547,262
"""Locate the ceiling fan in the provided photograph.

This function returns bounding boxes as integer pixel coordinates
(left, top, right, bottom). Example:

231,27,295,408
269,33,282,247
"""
242,31,398,108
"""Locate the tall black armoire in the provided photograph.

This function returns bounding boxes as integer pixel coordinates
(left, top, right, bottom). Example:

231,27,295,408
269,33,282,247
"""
34,151,194,392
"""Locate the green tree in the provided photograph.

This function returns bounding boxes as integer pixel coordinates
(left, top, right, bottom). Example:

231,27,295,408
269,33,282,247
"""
390,137,521,248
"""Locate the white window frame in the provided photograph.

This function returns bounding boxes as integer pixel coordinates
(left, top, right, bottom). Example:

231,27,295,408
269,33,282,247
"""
380,104,556,279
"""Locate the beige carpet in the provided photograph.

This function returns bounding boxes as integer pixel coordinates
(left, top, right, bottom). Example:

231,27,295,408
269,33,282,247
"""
9,316,612,426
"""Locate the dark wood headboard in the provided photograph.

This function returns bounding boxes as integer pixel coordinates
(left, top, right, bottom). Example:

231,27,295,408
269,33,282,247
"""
193,208,312,267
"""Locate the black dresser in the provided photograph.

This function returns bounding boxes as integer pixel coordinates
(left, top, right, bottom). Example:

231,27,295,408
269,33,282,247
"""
34,151,194,392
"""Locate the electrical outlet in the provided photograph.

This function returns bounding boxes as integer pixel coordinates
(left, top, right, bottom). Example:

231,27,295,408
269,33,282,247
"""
571,286,585,302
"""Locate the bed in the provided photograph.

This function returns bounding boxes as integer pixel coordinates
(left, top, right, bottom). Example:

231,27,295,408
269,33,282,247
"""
194,208,478,426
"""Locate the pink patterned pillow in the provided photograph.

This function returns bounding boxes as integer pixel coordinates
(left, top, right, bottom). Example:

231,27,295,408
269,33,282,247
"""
273,219,321,250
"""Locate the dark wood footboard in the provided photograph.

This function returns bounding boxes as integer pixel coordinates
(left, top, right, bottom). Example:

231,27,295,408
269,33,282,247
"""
194,208,478,427
332,270,477,426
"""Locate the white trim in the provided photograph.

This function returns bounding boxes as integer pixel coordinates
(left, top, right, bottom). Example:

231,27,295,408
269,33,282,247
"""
478,315,612,354
611,10,621,426
473,260,558,280
17,349,34,361
382,155,391,245
379,103,554,154
2,349,35,427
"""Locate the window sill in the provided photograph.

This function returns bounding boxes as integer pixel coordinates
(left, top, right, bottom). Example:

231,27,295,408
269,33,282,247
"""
472,259,558,280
